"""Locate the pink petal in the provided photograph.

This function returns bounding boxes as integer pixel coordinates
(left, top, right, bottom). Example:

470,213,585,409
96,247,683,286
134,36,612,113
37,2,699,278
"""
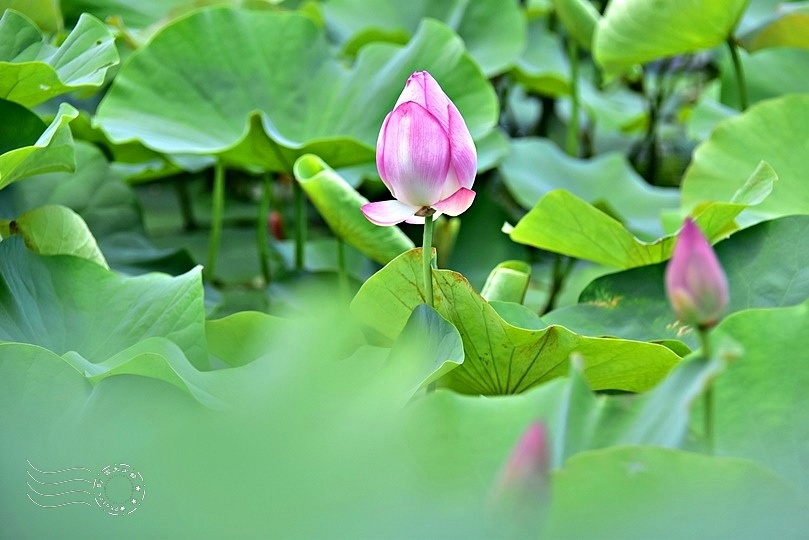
376,102,451,207
445,102,477,191
404,212,444,225
361,200,419,226
375,112,397,197
432,187,476,216
394,71,451,130
405,215,426,225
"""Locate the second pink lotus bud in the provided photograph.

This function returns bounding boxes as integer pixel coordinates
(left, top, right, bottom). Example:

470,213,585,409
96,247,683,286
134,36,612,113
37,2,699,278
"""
665,218,729,329
493,421,550,500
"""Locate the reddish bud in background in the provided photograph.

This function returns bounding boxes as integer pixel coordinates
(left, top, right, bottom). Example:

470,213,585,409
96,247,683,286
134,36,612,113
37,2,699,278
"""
665,219,729,328
268,210,285,241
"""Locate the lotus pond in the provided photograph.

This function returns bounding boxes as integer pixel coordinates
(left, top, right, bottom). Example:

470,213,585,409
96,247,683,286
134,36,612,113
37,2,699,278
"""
2,0,809,538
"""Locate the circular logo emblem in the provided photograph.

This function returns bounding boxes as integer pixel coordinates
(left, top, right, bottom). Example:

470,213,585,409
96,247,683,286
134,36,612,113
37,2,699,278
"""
93,463,145,516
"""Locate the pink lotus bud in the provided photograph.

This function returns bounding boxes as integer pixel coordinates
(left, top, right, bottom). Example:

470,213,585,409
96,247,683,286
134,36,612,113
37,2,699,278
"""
500,422,548,488
362,71,477,226
488,422,551,536
490,422,550,511
665,219,729,328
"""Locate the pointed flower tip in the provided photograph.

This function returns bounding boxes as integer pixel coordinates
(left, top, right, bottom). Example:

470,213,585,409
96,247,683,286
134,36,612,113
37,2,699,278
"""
665,218,729,328
408,70,433,84
402,70,438,95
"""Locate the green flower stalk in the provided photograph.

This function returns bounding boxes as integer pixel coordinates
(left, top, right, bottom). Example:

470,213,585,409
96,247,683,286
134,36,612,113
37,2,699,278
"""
362,71,478,306
665,218,729,453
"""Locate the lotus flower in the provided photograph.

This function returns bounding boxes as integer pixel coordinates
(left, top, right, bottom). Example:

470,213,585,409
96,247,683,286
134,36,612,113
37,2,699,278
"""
362,71,477,226
665,219,729,328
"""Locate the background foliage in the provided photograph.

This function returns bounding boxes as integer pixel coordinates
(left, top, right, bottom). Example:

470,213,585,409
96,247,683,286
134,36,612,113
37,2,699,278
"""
2,0,809,537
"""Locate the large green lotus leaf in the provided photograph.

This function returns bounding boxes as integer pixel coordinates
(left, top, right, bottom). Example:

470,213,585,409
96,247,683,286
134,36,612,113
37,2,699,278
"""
534,353,729,470
61,0,191,28
593,0,749,76
510,161,775,268
62,0,283,32
0,0,62,33
1,142,141,236
0,319,479,538
293,154,414,265
206,310,300,367
403,352,725,500
596,353,729,450
95,8,497,172
322,0,525,76
545,216,809,347
97,231,200,278
0,102,77,190
720,46,809,108
490,301,545,330
545,262,680,344
513,18,570,96
481,260,531,304
69,111,208,183
403,381,569,499
0,98,45,154
500,138,679,238
546,353,728,464
682,95,809,225
351,249,679,395
0,343,89,432
0,301,786,537
1,205,107,268
377,304,464,405
545,360,603,467
0,10,118,107
0,141,199,276
543,447,809,538
711,298,809,491
62,337,223,408
738,2,809,51
0,237,208,369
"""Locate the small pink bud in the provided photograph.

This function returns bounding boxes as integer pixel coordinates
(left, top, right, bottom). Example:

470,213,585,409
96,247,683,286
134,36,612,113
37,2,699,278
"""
362,71,477,226
665,219,729,328
487,421,551,536
494,421,550,498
